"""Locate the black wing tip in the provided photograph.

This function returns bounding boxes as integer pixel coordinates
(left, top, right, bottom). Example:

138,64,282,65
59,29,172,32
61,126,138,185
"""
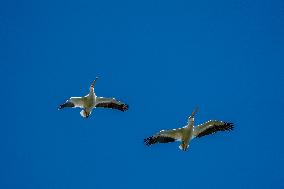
144,136,155,146
58,101,74,110
121,104,129,112
224,122,234,131
144,135,176,146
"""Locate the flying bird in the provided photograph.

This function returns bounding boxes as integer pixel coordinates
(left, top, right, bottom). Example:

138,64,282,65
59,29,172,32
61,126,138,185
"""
58,77,129,118
144,108,233,151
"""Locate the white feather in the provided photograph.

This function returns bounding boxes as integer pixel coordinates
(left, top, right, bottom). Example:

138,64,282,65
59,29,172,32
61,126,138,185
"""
80,110,87,117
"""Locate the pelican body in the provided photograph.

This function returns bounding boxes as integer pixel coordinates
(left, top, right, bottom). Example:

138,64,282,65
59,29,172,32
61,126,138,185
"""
144,108,233,151
58,77,129,118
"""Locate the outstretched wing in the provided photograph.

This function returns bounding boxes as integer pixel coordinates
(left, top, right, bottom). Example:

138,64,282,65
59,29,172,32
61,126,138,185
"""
69,97,85,108
193,120,234,138
144,128,184,146
95,97,128,112
58,97,85,109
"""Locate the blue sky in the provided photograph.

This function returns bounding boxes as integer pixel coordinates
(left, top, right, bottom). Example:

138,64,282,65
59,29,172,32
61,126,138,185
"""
1,0,283,188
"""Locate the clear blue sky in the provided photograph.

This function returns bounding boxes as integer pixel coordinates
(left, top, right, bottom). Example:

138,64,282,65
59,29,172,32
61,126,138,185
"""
1,0,283,188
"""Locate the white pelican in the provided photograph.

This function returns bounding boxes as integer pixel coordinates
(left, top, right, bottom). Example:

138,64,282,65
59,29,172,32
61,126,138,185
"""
144,108,233,151
58,77,129,118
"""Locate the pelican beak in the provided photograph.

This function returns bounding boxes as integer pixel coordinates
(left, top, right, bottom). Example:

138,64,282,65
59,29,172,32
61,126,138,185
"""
188,107,199,119
91,77,99,87
191,107,199,117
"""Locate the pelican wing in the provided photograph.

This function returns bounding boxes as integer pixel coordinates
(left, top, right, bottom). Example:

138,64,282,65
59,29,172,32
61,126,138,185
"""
69,97,85,108
193,120,234,138
58,97,85,109
144,128,184,146
95,97,128,112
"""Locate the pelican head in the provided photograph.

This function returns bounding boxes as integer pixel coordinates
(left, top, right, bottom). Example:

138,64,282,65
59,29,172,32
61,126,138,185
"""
90,77,99,91
92,77,99,86
188,107,199,122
